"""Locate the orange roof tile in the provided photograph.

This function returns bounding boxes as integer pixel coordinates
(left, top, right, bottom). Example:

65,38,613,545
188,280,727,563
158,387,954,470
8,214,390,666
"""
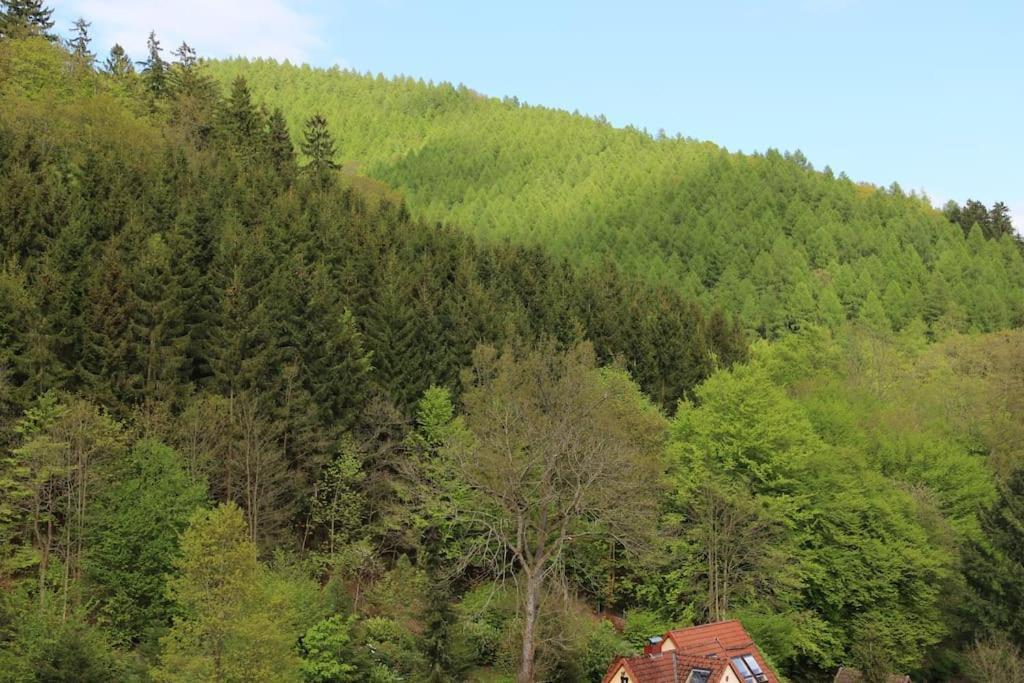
602,651,727,683
663,621,779,683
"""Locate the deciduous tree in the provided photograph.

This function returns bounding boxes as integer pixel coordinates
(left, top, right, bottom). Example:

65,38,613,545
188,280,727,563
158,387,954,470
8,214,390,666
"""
453,342,665,682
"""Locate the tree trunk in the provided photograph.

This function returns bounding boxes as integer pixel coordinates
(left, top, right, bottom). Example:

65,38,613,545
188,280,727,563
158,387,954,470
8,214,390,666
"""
517,572,542,683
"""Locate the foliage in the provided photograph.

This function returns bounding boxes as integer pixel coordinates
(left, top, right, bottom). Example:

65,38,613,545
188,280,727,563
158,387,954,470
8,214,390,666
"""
0,597,130,683
84,439,207,646
0,26,1021,683
299,614,365,683
205,57,1024,338
152,503,311,682
965,637,1024,683
962,469,1024,644
454,342,666,681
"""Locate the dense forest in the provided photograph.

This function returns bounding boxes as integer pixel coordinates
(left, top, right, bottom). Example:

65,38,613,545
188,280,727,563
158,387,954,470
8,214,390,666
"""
205,58,1024,339
1,5,1023,682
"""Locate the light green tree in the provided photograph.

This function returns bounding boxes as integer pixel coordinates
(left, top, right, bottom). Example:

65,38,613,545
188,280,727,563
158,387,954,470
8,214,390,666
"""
153,503,304,682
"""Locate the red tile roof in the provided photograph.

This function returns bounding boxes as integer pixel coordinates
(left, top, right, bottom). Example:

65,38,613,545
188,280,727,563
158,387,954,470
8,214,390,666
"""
664,620,755,655
663,621,778,683
602,650,727,683
601,621,780,683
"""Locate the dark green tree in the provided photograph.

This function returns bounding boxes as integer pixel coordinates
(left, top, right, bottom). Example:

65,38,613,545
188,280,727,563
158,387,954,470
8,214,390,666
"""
989,201,1015,240
300,113,339,187
66,17,93,65
138,30,168,101
169,41,199,93
418,526,468,682
219,76,265,156
267,107,296,181
0,0,54,40
103,43,133,77
963,469,1024,643
171,40,196,71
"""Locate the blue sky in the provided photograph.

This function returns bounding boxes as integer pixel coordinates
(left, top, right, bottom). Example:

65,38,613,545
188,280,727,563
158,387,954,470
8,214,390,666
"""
53,0,1023,226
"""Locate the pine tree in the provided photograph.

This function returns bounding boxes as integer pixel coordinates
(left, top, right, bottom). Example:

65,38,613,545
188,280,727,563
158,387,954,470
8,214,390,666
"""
419,526,465,682
77,236,139,407
267,108,295,182
220,76,265,155
66,17,93,65
858,289,891,334
963,469,1024,643
0,0,55,40
990,202,1015,240
138,31,168,101
171,41,196,71
103,44,133,77
127,233,190,407
300,113,339,188
958,199,991,238
169,41,198,93
303,265,372,431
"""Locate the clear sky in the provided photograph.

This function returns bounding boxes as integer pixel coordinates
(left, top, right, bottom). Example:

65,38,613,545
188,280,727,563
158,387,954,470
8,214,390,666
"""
52,0,1023,226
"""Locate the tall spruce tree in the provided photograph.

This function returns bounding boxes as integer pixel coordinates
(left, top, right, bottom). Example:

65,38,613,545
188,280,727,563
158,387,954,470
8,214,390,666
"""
963,469,1024,643
66,17,92,65
0,0,54,40
989,202,1015,240
419,526,465,682
103,44,133,77
267,108,295,182
300,113,339,188
169,41,198,92
219,76,266,160
138,31,168,101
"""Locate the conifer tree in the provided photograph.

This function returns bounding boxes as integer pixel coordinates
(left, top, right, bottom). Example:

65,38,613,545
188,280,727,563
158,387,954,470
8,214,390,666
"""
77,237,139,407
300,113,339,188
219,76,265,157
103,44,133,77
858,289,891,334
267,108,296,181
419,525,465,682
0,0,54,40
171,41,196,71
303,265,372,431
127,233,190,407
138,31,168,101
169,41,198,92
963,469,1024,643
989,202,1015,240
66,17,93,65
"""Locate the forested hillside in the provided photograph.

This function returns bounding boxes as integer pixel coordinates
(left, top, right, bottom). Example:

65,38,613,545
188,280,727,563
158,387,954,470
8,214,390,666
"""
207,58,1024,338
1,13,1023,683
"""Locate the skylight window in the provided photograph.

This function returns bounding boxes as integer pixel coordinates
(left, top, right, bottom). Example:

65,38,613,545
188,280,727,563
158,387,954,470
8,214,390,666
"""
743,655,767,681
730,655,768,683
687,669,712,683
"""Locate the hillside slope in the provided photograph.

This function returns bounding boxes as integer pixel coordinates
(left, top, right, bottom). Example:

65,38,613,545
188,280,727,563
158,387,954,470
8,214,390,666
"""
1,34,1023,683
207,58,1024,337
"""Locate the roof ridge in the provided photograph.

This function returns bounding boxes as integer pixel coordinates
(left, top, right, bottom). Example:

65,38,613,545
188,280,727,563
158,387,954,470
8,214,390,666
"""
668,619,741,633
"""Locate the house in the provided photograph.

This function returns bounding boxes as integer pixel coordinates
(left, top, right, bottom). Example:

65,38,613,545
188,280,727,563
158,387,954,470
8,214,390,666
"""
602,620,779,683
833,667,911,683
